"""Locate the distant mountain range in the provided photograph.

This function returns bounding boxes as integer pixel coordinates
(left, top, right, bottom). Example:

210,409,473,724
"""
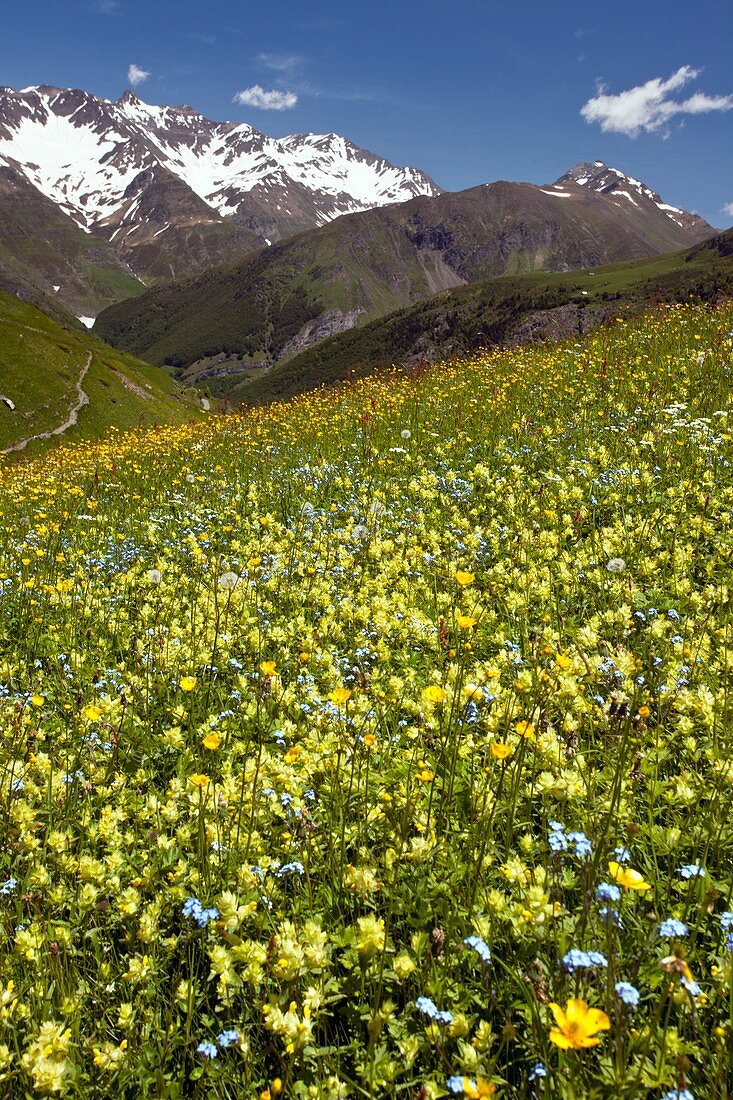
94,161,716,384
231,227,733,405
0,81,723,414
0,84,440,312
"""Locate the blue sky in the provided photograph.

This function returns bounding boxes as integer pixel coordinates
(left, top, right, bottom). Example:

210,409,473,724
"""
2,0,732,225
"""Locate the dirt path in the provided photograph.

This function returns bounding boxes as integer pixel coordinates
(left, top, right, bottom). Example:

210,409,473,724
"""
1,351,92,454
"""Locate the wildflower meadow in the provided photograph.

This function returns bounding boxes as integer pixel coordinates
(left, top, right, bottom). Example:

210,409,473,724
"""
2,302,733,1098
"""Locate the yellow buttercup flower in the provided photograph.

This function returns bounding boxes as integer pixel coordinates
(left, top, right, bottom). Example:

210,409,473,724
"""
260,661,277,676
514,720,536,740
455,570,475,586
461,1079,496,1099
555,654,573,670
190,774,209,788
31,694,45,707
609,861,651,892
490,742,513,760
82,703,103,722
201,733,222,751
179,676,197,692
328,687,351,705
456,613,478,629
422,685,446,704
548,999,610,1049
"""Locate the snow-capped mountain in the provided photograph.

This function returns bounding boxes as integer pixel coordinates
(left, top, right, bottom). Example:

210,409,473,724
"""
554,161,710,237
0,84,442,266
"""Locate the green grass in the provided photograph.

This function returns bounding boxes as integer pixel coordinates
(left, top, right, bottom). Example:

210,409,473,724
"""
0,290,205,455
1,303,733,1097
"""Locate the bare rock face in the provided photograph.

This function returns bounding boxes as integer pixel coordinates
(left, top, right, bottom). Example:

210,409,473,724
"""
279,308,368,360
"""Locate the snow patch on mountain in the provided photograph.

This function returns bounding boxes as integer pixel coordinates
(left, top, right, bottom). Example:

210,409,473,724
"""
0,85,441,238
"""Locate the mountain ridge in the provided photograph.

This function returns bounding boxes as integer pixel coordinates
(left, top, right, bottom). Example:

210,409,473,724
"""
0,83,441,293
222,226,733,405
94,166,716,380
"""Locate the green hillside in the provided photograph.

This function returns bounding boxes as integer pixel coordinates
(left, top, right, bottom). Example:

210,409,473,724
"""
0,290,205,457
230,227,733,404
94,179,714,382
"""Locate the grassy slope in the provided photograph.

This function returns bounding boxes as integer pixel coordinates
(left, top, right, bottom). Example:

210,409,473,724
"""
232,228,733,404
0,290,204,457
94,180,714,374
2,304,733,1096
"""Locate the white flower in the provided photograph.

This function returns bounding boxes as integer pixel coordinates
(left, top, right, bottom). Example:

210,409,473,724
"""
606,558,626,574
146,569,163,584
217,572,239,591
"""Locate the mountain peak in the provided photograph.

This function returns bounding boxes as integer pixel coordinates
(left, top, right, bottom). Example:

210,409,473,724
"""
0,80,442,261
554,161,710,236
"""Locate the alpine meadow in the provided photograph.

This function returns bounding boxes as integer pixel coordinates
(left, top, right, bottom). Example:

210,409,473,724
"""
3,3,733,1098
2,303,733,1098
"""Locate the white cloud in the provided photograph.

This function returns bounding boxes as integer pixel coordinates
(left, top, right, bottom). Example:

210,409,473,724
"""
233,85,297,110
722,202,733,218
581,65,733,137
127,63,151,87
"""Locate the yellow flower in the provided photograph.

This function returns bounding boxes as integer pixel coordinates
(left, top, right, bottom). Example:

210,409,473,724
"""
609,861,651,892
455,570,475,586
356,914,386,960
363,733,377,747
514,720,536,740
31,694,45,707
179,676,197,692
555,654,573,670
260,661,277,676
328,687,351,704
201,733,222,751
190,774,209,788
416,768,435,782
422,685,446,704
82,703,103,722
456,613,478,629
637,705,651,718
462,683,483,700
490,742,513,761
462,1079,496,1099
548,999,610,1049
